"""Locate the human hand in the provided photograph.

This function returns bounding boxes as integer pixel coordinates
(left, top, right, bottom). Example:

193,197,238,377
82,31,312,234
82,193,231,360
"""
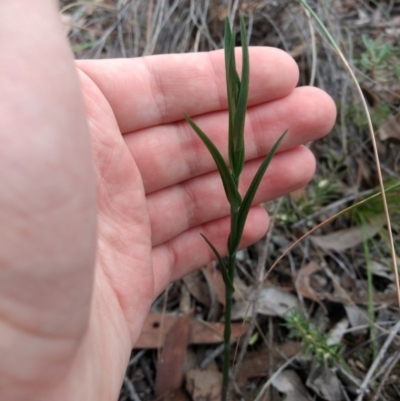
0,2,336,400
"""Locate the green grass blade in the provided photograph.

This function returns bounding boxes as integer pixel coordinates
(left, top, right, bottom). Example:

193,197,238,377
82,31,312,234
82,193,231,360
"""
225,18,239,171
232,14,249,178
201,234,234,291
234,131,287,250
224,18,234,130
184,113,241,207
298,0,339,52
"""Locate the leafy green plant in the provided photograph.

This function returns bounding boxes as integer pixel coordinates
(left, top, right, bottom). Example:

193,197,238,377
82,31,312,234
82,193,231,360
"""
360,34,394,76
285,310,344,368
184,16,286,401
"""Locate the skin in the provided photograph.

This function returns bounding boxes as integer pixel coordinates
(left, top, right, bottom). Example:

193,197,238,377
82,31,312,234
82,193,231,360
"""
0,1,336,400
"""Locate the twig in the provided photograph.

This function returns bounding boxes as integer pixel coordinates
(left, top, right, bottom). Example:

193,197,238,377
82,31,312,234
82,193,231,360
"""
128,349,146,368
254,354,300,401
200,343,226,370
355,320,400,401
124,377,142,401
372,349,400,401
291,187,375,229
140,356,155,389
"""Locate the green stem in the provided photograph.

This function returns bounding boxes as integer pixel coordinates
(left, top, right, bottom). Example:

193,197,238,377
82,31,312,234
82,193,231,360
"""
221,253,234,401
221,208,239,401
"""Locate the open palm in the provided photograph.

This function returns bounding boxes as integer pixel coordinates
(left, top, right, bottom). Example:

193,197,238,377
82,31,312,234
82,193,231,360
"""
0,4,335,399
75,51,336,400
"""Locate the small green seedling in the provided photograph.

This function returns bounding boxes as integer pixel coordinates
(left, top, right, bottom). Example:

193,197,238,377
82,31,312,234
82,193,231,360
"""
361,34,394,76
184,15,286,401
285,310,345,368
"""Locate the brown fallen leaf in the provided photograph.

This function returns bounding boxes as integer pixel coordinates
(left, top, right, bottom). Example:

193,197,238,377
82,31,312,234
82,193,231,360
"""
320,270,398,307
203,262,226,306
378,112,400,142
295,262,327,314
310,224,377,251
134,314,249,348
272,370,312,401
183,271,210,306
307,363,343,401
231,286,300,319
236,342,304,385
155,313,190,398
186,369,222,401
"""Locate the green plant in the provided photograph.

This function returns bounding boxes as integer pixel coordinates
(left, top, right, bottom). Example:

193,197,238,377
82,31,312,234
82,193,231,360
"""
285,310,344,368
360,34,394,77
184,16,286,401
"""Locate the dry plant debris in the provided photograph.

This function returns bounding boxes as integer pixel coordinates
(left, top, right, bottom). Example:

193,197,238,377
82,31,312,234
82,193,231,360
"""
60,1,400,400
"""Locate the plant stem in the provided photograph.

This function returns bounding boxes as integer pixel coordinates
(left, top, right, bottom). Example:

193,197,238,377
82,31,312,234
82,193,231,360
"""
222,254,234,401
222,205,239,401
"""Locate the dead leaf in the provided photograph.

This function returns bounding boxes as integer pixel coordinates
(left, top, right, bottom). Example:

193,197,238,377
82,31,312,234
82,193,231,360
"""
306,364,343,401
189,319,248,344
236,342,304,385
320,271,398,308
344,305,369,335
155,313,190,398
183,271,210,306
378,112,400,142
134,314,249,348
203,262,226,306
231,286,300,319
310,224,377,251
368,260,394,280
272,370,312,401
295,262,327,313
327,318,349,345
186,369,222,401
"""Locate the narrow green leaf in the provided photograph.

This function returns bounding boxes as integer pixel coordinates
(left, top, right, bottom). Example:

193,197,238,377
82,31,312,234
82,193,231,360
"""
224,18,235,124
201,234,234,291
232,131,287,250
232,14,249,178
224,17,239,171
184,113,241,207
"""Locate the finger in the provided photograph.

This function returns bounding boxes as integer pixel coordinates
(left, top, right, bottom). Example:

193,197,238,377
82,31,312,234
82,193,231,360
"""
148,146,314,246
152,206,269,297
125,86,336,193
76,47,299,132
